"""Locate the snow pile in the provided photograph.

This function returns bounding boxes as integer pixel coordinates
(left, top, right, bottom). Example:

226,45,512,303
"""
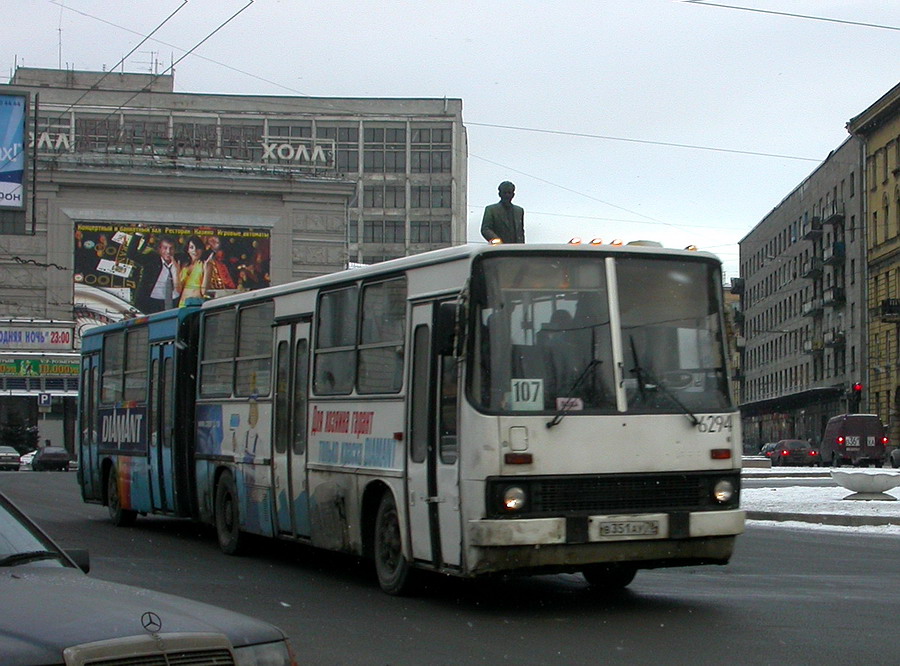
741,467,900,535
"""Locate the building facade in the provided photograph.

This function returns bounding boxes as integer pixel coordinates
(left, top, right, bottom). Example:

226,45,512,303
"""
848,82,900,445
735,137,867,451
0,67,467,453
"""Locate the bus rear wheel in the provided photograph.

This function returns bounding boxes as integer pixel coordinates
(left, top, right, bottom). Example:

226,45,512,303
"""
374,492,417,595
215,471,247,555
582,564,637,592
107,468,137,527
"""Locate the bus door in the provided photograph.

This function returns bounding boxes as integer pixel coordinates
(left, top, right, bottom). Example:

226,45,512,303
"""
408,302,462,570
148,343,176,512
272,319,311,538
78,354,101,500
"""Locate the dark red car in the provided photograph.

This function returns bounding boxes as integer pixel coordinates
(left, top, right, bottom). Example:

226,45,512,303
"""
770,439,820,466
31,446,71,471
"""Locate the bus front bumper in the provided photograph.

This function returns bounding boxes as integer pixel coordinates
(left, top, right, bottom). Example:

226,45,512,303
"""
469,509,745,547
466,510,745,575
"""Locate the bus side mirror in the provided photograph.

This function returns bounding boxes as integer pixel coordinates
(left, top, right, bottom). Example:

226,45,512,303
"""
434,302,462,356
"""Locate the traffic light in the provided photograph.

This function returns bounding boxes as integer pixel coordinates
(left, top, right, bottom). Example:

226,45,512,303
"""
850,382,863,412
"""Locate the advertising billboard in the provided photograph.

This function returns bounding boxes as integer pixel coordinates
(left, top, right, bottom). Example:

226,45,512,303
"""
0,93,27,210
74,222,271,317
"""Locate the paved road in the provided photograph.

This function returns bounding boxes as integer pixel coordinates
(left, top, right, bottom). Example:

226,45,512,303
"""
4,471,900,664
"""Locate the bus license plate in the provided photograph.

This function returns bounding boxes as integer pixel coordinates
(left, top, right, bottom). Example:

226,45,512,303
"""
597,520,660,539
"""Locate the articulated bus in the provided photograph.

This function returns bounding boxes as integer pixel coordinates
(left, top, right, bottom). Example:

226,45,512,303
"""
78,243,744,594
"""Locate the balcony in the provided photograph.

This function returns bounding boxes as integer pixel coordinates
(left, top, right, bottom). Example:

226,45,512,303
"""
880,298,900,322
824,329,846,348
823,286,845,307
822,203,845,227
801,217,823,240
801,257,823,279
801,299,824,317
730,277,744,295
803,339,825,354
823,241,846,265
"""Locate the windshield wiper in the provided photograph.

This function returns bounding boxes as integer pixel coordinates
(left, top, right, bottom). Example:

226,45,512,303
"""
546,359,601,428
628,336,699,427
0,550,66,567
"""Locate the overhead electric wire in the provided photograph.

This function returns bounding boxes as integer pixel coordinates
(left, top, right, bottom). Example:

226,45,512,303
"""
45,0,189,123
22,0,884,248
683,1,900,32
92,0,255,124
467,121,823,162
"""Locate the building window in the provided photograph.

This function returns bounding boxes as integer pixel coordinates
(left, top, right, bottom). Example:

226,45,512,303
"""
0,210,26,234
410,125,452,174
411,185,451,208
318,125,359,173
364,219,405,243
363,126,406,173
222,123,264,160
410,220,450,243
363,185,405,208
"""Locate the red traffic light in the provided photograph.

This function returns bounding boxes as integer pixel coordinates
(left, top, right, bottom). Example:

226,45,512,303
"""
852,382,863,393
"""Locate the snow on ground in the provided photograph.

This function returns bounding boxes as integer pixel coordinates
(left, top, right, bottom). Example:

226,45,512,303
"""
741,466,900,536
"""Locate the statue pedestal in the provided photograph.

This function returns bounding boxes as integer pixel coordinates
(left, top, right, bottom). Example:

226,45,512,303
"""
831,470,900,501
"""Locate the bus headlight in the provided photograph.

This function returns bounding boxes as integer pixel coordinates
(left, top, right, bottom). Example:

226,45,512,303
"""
502,486,527,512
712,480,735,504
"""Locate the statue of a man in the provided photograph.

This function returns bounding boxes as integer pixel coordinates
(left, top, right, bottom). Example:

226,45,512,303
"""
481,181,525,244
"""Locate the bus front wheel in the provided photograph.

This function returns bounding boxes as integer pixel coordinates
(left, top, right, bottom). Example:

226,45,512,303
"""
582,564,637,592
215,471,247,555
106,468,137,527
374,492,417,595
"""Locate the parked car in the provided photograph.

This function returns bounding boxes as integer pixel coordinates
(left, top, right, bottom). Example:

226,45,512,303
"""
770,439,820,466
0,446,19,471
30,446,71,471
821,413,887,467
18,449,36,468
759,442,779,459
0,490,295,665
890,447,900,469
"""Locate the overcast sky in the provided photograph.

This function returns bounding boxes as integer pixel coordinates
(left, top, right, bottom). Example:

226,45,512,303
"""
3,1,899,279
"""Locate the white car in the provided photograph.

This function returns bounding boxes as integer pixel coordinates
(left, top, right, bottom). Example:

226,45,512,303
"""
18,450,36,468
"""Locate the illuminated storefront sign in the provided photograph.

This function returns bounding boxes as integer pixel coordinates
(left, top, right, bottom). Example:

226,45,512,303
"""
0,358,79,377
0,324,74,350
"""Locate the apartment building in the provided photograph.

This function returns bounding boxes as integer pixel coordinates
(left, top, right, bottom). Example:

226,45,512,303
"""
848,81,900,445
735,137,866,450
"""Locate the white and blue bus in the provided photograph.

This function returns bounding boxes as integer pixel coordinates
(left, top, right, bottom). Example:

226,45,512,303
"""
78,242,744,594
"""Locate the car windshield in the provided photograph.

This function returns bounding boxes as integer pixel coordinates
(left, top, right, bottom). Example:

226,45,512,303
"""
0,496,67,569
470,253,731,415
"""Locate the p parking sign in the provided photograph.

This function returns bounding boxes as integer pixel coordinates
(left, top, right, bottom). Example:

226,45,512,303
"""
38,393,51,412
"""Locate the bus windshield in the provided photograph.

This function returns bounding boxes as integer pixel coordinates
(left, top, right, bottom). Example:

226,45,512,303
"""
471,253,731,415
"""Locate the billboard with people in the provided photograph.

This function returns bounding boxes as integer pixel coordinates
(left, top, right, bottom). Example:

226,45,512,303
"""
73,222,271,317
